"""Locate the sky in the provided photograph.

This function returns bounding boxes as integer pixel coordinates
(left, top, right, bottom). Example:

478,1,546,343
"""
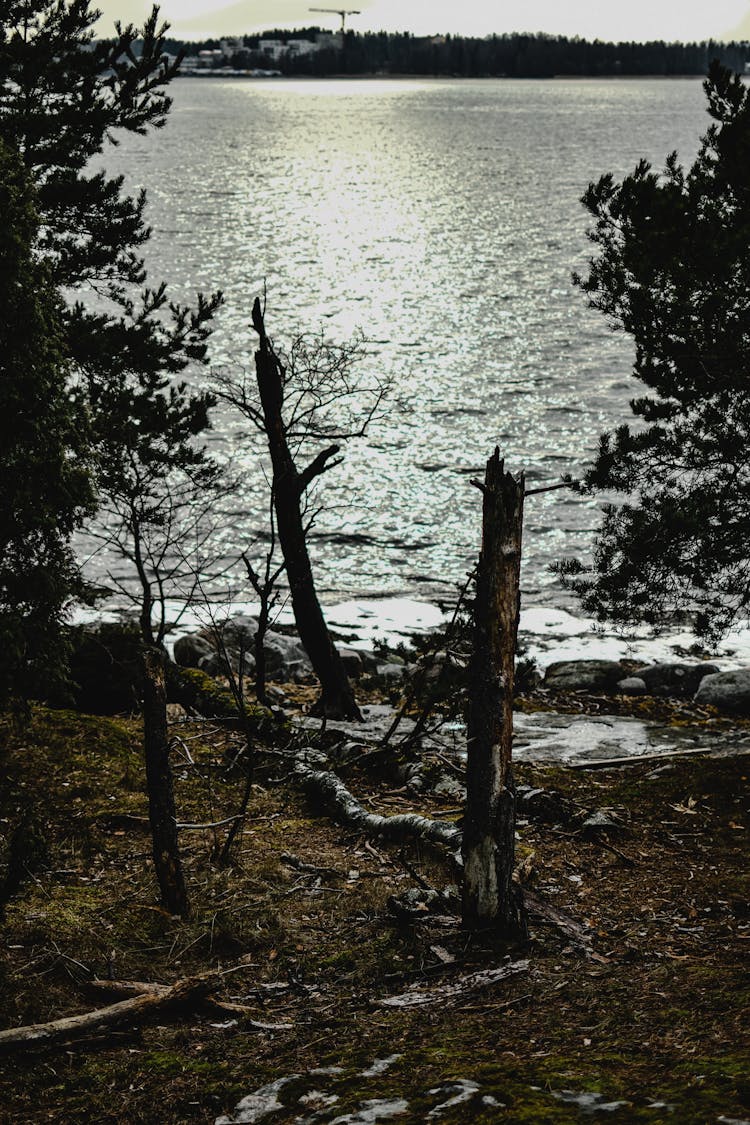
95,0,750,43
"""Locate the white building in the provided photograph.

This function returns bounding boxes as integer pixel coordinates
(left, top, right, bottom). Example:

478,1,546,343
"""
220,37,245,57
258,39,286,61
258,35,333,61
286,39,318,57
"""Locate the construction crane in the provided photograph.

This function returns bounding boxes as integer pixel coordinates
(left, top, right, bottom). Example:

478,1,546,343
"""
309,8,361,33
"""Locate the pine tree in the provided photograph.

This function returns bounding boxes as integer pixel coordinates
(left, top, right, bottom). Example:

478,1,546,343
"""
0,1,222,641
1,3,218,912
566,62,750,641
0,137,92,708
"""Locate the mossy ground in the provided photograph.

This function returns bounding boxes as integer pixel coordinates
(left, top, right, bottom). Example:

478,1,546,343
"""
0,701,748,1123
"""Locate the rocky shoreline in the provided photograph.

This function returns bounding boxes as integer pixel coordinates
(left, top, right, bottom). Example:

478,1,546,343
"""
171,613,750,718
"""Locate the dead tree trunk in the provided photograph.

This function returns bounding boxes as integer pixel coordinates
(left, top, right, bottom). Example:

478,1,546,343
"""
251,298,361,721
142,647,191,919
462,449,525,936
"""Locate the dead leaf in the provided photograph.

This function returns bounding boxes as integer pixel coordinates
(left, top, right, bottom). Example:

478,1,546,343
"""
670,803,699,816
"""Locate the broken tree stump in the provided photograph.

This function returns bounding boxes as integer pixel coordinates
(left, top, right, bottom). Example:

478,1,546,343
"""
462,449,526,936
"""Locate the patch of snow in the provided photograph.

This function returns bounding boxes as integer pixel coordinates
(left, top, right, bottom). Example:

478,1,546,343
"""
513,710,750,764
520,607,750,672
426,1080,482,1118
327,1099,409,1123
215,1075,298,1124
326,598,445,649
551,1090,630,1113
300,701,750,767
74,591,750,673
359,1056,403,1078
514,712,655,763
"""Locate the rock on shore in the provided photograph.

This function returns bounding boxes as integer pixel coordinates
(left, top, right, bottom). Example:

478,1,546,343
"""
173,616,378,683
694,668,750,714
542,657,746,711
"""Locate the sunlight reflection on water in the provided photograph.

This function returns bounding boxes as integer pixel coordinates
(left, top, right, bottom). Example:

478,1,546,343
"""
92,77,708,606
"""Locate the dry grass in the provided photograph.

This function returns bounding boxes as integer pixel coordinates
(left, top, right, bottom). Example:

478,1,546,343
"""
0,703,748,1123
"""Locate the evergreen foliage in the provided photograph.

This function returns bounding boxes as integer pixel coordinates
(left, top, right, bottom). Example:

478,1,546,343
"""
565,62,750,641
0,1,223,647
0,138,92,708
0,0,221,420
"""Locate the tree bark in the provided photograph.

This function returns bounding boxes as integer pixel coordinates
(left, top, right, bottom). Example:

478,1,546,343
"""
251,298,361,720
462,449,526,936
142,647,191,919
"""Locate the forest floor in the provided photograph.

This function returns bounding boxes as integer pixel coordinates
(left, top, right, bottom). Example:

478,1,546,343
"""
0,687,748,1124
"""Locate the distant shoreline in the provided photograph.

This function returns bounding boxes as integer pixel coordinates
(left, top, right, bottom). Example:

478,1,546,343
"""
178,71,709,82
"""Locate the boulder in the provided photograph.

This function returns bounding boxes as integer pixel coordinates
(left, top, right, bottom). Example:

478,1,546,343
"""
354,647,380,673
172,618,372,684
173,632,250,678
636,662,720,698
173,633,217,670
219,614,259,646
376,662,407,683
617,676,647,696
261,631,311,678
173,617,313,683
544,659,626,693
694,668,750,714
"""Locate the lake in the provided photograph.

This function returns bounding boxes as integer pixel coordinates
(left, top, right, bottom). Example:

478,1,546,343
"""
97,76,710,610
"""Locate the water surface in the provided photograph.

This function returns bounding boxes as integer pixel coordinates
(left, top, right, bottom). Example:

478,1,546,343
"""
96,77,709,605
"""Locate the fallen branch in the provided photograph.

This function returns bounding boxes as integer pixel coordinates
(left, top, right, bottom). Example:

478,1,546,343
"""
292,760,462,853
83,979,293,1031
0,973,217,1053
0,972,291,1052
175,814,245,831
281,853,342,878
523,889,608,963
375,960,529,1009
569,745,750,770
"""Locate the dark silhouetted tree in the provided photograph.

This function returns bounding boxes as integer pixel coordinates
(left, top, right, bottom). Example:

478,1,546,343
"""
0,137,92,710
565,63,750,641
0,1,223,914
0,1,221,488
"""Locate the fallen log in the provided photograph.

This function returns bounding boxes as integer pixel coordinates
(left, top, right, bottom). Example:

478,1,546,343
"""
0,971,291,1052
291,756,612,961
375,960,529,1009
292,760,461,853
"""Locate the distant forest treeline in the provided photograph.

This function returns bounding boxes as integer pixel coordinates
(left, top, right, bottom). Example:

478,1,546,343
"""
167,29,749,78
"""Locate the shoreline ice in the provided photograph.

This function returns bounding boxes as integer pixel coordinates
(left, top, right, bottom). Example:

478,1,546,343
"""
73,595,750,670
